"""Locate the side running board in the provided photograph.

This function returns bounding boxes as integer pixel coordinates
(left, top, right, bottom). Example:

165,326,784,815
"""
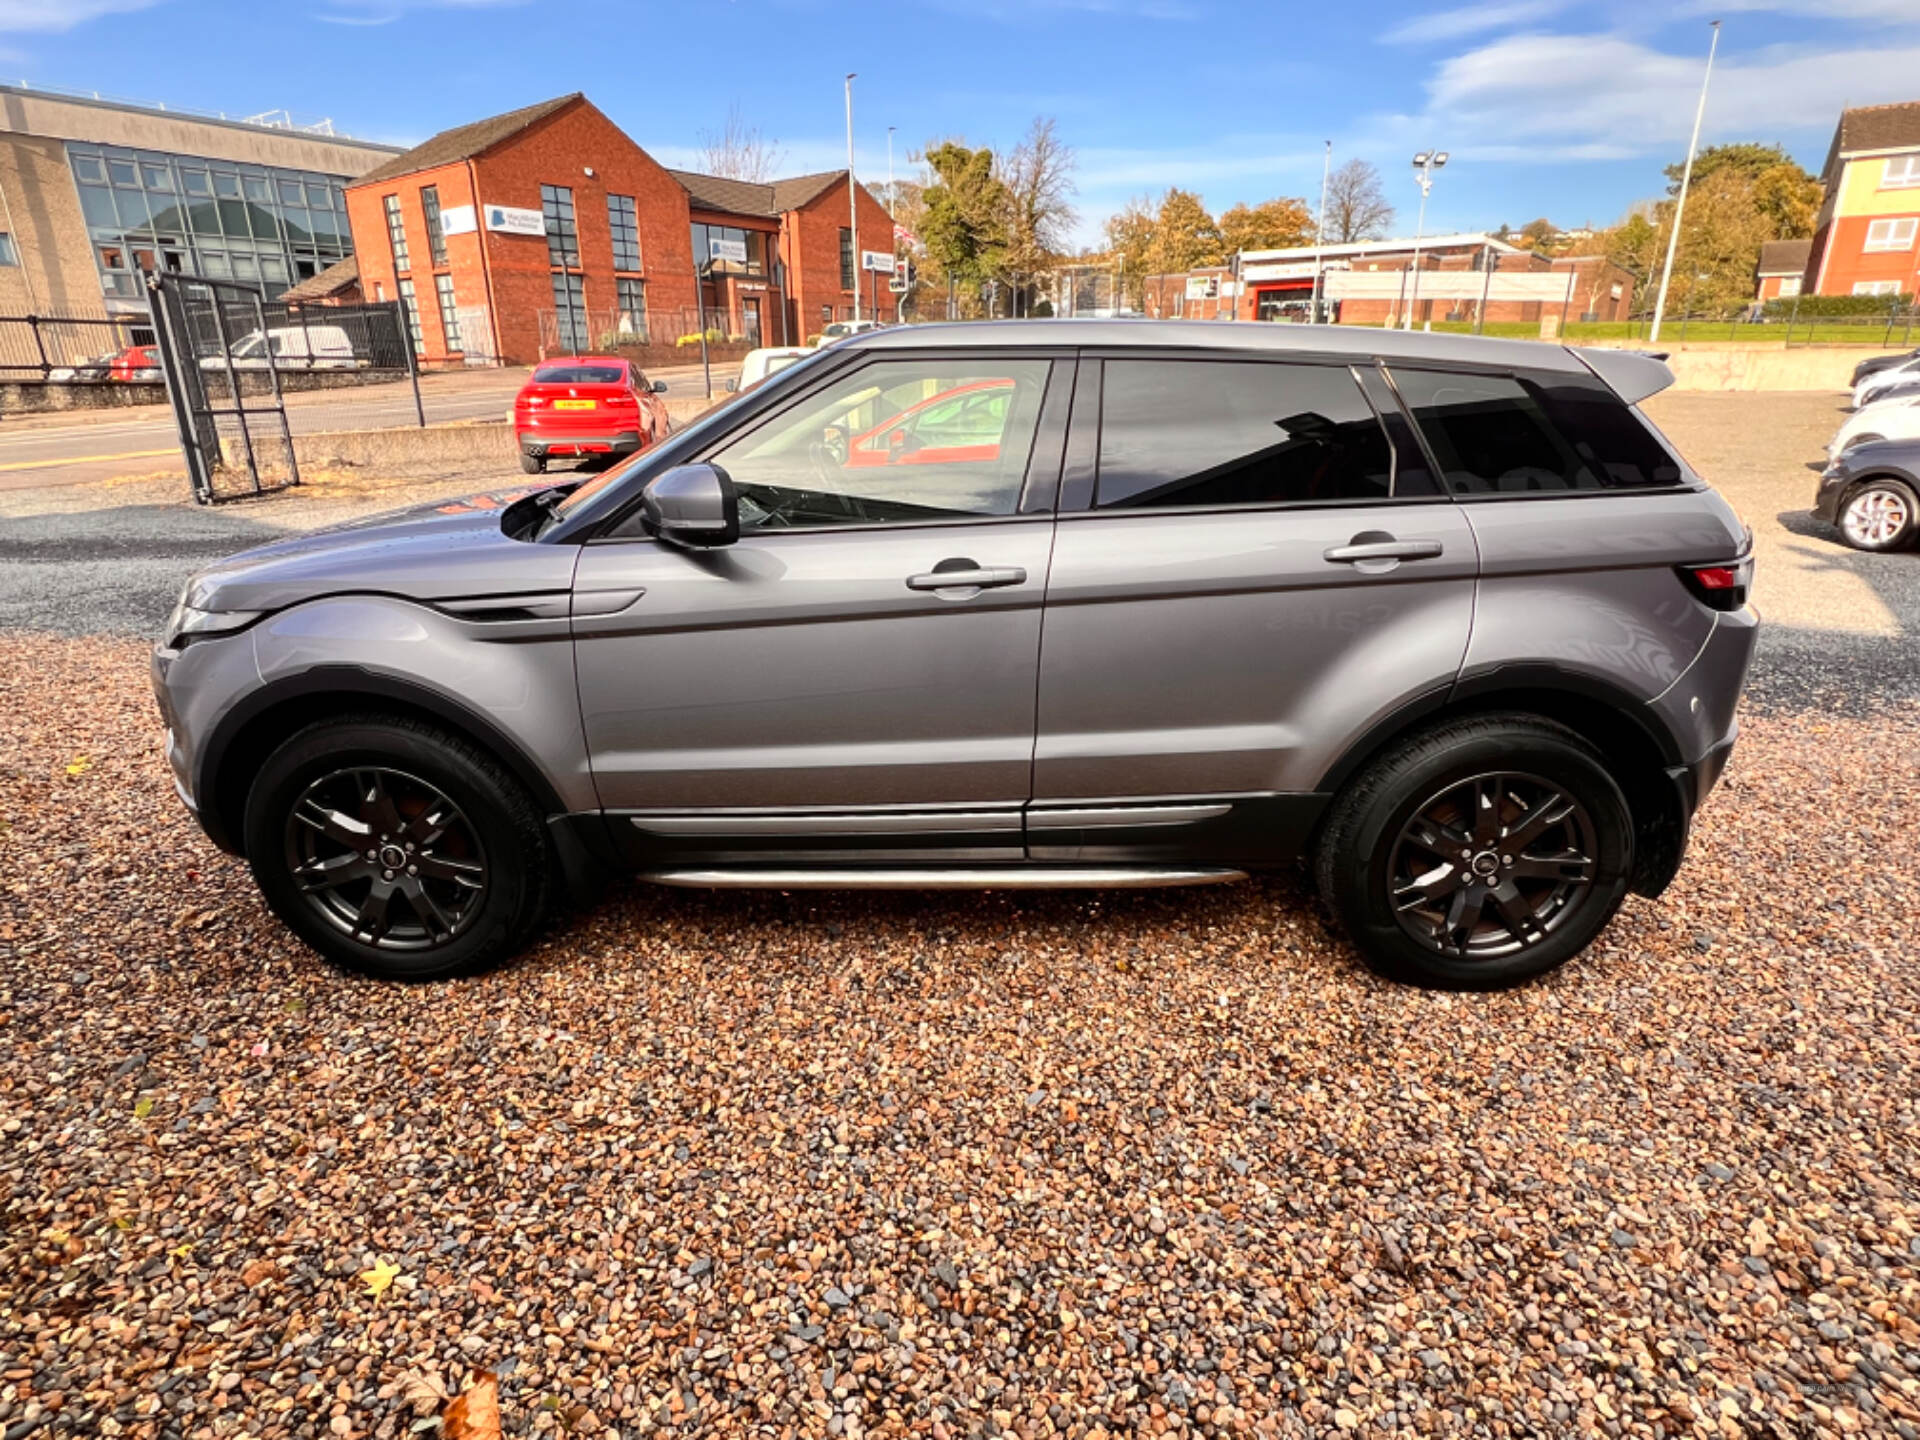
640,866,1247,891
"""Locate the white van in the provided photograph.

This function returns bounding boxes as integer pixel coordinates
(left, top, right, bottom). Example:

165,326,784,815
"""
198,324,360,371
726,346,812,392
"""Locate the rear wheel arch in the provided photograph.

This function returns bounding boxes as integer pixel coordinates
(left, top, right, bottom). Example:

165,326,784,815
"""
202,669,568,857
1315,671,1687,898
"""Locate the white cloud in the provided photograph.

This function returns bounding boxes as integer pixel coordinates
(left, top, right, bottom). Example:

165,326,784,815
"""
1708,0,1920,21
1382,0,1566,46
313,0,526,19
0,0,158,32
1420,32,1920,155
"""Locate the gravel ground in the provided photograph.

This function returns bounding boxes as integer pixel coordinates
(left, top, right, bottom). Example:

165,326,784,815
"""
3,636,1919,1439
4,392,1920,1438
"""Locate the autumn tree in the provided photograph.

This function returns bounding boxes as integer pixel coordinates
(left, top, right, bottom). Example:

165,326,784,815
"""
1218,196,1314,255
1324,159,1395,243
1665,142,1822,239
1102,196,1157,307
696,104,785,183
1144,188,1223,274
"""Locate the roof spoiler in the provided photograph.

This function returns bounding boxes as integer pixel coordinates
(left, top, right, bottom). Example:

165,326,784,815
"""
1572,347,1675,405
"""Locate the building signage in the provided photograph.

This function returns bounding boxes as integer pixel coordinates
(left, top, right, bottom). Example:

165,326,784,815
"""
862,250,896,273
1185,275,1219,300
441,204,478,237
708,236,749,264
483,205,546,237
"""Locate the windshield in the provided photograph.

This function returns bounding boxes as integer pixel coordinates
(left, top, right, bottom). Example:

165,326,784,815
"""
542,346,837,526
534,363,626,384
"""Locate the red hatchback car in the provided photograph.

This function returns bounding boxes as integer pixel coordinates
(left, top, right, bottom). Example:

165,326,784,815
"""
512,358,669,474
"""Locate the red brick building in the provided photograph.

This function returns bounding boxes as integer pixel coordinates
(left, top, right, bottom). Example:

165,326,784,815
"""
344,93,897,366
1754,238,1811,303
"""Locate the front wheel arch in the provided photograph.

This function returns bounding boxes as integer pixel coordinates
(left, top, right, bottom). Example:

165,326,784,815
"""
202,670,569,857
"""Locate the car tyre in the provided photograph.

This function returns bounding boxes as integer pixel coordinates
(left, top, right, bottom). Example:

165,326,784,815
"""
1315,714,1635,990
1837,477,1918,552
243,714,553,981
519,451,546,475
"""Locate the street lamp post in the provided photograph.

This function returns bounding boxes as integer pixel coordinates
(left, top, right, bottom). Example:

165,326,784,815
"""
1404,149,1448,331
845,73,859,324
1309,140,1331,324
1650,21,1721,346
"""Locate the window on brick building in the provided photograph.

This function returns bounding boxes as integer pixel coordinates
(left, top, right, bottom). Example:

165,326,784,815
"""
0,232,17,266
608,195,641,270
616,277,647,340
435,273,461,351
839,228,854,290
384,195,409,272
421,185,447,266
397,276,424,352
541,184,579,268
551,272,588,352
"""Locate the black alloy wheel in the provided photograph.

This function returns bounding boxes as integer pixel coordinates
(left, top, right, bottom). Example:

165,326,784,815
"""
1388,771,1599,960
284,766,487,951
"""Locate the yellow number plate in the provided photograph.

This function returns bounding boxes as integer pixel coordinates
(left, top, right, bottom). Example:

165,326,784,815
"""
553,398,596,410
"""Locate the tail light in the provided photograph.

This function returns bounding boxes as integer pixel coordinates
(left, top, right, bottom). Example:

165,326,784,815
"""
607,391,638,407
518,394,544,408
1677,554,1753,612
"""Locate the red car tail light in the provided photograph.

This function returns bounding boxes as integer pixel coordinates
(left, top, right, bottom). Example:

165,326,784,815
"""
1676,555,1753,612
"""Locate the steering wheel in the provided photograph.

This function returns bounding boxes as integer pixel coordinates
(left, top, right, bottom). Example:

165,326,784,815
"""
820,422,849,466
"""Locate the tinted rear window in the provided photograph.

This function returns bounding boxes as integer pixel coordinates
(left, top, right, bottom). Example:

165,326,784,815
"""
1390,367,1682,494
1097,359,1395,509
534,364,625,384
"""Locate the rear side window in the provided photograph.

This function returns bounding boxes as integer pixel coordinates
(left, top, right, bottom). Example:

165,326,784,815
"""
1390,367,1681,494
1097,359,1395,509
534,364,626,384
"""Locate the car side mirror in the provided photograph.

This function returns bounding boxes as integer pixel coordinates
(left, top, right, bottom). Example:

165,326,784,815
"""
651,379,669,393
641,463,739,548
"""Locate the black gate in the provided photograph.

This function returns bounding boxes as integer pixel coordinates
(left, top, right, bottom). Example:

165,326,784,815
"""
147,271,300,503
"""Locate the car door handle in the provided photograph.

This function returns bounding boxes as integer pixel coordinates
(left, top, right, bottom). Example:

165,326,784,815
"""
1323,538,1444,564
906,563,1027,591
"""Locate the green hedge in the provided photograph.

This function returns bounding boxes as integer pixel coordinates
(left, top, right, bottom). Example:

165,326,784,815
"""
1764,293,1915,318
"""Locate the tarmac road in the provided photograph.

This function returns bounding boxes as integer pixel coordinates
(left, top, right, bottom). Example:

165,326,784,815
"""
0,363,729,492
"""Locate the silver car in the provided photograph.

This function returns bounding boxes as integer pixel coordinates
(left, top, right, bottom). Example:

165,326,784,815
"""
152,321,1756,989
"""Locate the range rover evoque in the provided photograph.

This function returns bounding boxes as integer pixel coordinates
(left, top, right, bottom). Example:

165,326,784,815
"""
153,321,1756,989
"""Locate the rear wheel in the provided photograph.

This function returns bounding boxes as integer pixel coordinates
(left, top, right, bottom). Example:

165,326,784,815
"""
243,715,552,980
519,451,546,475
1838,478,1918,552
1316,714,1634,989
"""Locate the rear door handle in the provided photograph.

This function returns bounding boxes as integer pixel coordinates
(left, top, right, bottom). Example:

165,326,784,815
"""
1323,538,1444,564
906,563,1027,591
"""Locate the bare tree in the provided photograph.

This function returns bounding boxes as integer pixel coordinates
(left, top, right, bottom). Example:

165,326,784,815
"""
697,103,786,183
1000,117,1078,282
1324,159,1395,243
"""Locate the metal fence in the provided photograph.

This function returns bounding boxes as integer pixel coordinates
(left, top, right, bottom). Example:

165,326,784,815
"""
0,311,158,381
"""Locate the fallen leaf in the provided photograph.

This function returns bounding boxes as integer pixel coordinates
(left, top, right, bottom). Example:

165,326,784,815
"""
399,1367,449,1416
361,1258,402,1301
442,1372,502,1440
168,1242,194,1260
132,1097,153,1120
65,756,91,778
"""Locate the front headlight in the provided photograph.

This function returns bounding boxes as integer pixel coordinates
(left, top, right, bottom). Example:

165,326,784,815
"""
164,602,261,649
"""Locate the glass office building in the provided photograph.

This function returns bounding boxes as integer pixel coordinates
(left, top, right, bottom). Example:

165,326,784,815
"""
67,141,356,307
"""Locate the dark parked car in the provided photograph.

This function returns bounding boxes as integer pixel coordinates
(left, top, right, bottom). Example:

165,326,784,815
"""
1816,438,1920,552
1852,348,1920,389
154,321,1755,989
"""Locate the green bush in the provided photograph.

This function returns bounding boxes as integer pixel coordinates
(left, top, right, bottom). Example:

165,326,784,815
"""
1764,292,1914,318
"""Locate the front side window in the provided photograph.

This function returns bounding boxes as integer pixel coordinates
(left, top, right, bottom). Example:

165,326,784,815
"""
708,358,1052,529
1097,360,1395,509
421,184,447,265
1389,368,1678,494
384,194,409,271
1864,217,1918,253
542,183,579,268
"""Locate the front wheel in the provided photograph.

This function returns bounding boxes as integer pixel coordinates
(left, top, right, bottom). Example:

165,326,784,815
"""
1838,478,1918,552
1315,714,1635,989
243,715,553,980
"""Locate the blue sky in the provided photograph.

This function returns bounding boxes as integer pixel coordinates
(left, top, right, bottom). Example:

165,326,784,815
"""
4,0,1919,248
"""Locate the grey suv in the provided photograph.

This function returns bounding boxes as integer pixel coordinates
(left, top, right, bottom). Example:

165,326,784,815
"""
152,322,1755,989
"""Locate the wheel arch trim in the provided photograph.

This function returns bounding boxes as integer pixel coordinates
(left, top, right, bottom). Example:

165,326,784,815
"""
197,665,572,854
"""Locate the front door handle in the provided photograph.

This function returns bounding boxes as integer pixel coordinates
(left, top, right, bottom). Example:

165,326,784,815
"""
906,561,1027,592
1323,537,1445,565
